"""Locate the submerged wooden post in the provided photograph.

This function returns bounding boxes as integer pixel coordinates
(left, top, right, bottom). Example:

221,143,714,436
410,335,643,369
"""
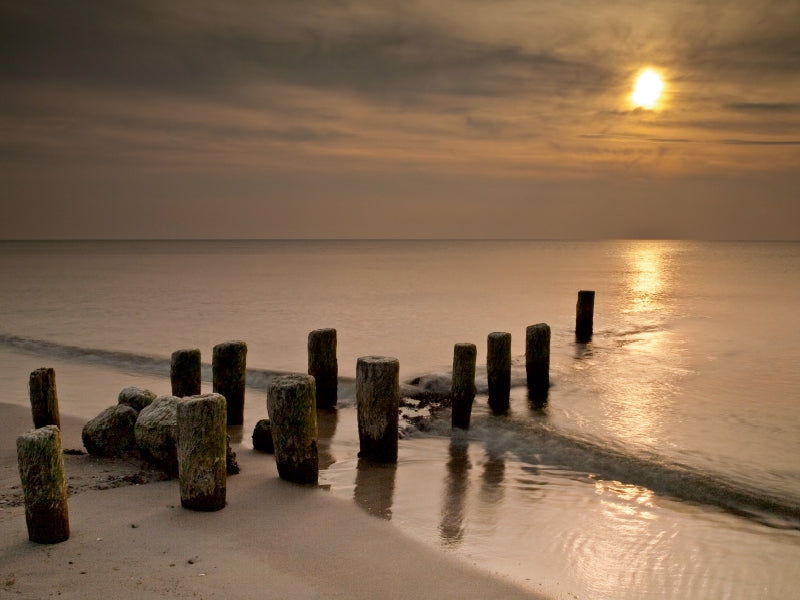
451,343,477,430
487,332,511,414
356,356,399,463
308,328,338,409
29,367,60,429
267,374,318,485
576,290,595,343
16,425,69,543
171,348,201,397
213,340,247,425
526,323,551,397
177,394,227,511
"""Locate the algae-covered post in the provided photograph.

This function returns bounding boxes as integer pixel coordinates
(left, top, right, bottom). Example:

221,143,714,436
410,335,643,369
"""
171,348,201,397
576,290,595,343
29,367,60,429
308,328,338,409
16,425,69,544
451,343,477,430
213,340,247,425
267,374,319,485
487,332,512,414
526,323,551,397
177,394,227,511
356,356,399,463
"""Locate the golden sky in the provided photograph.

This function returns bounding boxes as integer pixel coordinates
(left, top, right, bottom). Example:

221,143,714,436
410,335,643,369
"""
1,1,798,239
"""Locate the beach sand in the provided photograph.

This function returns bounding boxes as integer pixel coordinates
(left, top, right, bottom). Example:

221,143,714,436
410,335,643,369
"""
0,403,544,599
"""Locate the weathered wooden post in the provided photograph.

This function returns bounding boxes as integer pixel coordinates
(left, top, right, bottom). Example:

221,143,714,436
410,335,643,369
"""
487,332,511,414
29,367,60,429
356,356,399,463
576,290,595,343
267,374,318,485
451,343,477,430
177,394,227,511
308,328,338,409
213,340,247,425
526,323,550,398
171,348,201,397
16,425,69,543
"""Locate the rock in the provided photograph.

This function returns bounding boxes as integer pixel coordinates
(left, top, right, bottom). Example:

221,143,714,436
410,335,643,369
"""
82,405,138,457
252,419,274,453
135,395,179,476
118,387,156,413
226,435,240,475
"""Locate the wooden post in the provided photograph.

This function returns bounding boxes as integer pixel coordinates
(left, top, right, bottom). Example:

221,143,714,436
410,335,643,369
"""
451,343,477,430
356,356,399,463
308,328,338,409
29,368,60,429
213,340,247,425
267,374,318,485
171,349,201,397
576,290,595,343
487,332,511,414
526,323,550,397
16,425,69,543
177,394,227,511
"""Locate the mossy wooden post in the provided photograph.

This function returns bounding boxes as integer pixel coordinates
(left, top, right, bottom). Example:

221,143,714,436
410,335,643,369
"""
356,356,399,463
29,367,60,429
451,343,477,430
213,340,247,425
308,328,338,409
171,348,201,397
177,394,227,511
576,290,595,343
267,374,318,485
487,332,512,414
16,425,69,544
526,323,551,397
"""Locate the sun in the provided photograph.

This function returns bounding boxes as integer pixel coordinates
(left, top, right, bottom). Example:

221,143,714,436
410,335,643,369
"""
632,69,664,109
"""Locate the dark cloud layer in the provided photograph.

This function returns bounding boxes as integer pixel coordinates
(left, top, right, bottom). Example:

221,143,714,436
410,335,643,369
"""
0,0,798,239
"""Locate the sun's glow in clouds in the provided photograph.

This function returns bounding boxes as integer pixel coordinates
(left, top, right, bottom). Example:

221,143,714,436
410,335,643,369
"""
632,69,664,109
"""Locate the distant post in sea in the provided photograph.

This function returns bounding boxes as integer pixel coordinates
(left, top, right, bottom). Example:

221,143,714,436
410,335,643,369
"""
356,356,399,463
451,343,477,430
308,328,338,409
29,367,60,429
213,340,248,425
526,323,550,399
16,425,69,543
267,374,319,485
171,348,201,397
177,394,227,511
576,290,595,343
487,332,511,414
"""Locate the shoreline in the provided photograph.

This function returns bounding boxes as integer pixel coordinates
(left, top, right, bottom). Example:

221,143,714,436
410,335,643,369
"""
0,403,545,599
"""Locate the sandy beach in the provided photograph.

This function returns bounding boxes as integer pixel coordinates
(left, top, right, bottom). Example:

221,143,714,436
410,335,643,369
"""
0,403,544,599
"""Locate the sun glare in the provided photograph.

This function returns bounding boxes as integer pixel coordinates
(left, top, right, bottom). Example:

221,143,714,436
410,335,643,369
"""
632,69,663,109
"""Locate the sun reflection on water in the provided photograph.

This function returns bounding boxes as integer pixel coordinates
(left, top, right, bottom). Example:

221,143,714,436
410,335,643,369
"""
624,242,669,314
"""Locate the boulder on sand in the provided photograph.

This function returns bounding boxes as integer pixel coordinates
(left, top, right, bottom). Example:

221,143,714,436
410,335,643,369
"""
82,405,138,457
252,419,274,453
118,387,156,413
135,395,180,476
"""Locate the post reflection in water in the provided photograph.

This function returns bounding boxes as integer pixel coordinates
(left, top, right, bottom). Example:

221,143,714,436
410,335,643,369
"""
354,459,397,520
439,435,472,546
316,408,339,471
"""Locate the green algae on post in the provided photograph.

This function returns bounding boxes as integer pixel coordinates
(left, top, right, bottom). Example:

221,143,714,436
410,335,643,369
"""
267,374,318,485
16,425,69,544
177,394,227,511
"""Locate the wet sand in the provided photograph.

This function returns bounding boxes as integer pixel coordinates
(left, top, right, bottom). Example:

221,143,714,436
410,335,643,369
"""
0,403,544,599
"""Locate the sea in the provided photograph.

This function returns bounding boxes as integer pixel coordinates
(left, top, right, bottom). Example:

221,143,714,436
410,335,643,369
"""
1,239,798,599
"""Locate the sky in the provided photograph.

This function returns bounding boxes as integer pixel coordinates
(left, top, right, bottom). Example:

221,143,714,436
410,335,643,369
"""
1,0,799,240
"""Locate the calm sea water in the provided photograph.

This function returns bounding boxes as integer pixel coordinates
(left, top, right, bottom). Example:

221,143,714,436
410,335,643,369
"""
1,239,799,598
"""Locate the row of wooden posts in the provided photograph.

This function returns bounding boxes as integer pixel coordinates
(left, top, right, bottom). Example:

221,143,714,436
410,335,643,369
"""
17,291,594,544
